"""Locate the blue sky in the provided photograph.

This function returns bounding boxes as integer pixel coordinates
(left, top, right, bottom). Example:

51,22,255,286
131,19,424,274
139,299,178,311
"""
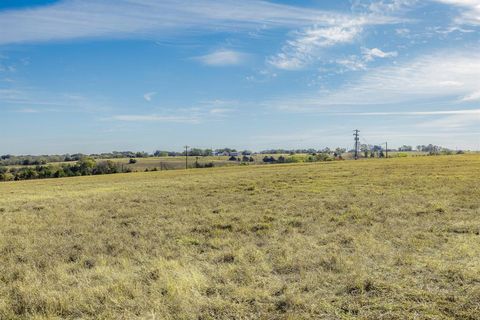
1,0,479,154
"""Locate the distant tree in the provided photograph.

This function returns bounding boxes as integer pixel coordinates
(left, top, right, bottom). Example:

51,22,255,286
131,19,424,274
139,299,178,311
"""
216,148,237,154
359,144,371,158
189,148,204,156
334,148,346,157
154,150,169,157
77,157,96,175
263,156,275,163
135,152,149,158
399,145,413,152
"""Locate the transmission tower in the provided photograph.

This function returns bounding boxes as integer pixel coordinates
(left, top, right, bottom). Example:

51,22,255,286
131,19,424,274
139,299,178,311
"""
184,145,189,169
353,129,360,160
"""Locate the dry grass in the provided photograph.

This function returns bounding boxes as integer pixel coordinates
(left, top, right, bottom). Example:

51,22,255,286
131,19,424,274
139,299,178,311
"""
0,155,479,319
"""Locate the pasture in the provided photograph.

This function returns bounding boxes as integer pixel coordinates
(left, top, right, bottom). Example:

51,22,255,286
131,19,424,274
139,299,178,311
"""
0,155,479,319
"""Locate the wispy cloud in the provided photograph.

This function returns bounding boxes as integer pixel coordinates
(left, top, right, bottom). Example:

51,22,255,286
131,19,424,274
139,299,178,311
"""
320,107,480,134
112,114,199,123
143,91,157,102
209,108,232,115
194,50,248,66
0,0,366,45
363,0,419,14
335,56,367,71
267,24,363,70
1,87,112,114
362,47,398,61
434,0,480,25
272,49,480,111
110,99,238,123
266,4,405,71
461,90,480,102
337,109,480,116
418,112,480,128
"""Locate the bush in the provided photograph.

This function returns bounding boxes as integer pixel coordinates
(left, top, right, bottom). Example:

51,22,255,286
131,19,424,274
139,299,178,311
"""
0,172,14,181
129,158,137,164
263,156,275,163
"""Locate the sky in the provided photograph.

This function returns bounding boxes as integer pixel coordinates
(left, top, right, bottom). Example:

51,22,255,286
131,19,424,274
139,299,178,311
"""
1,0,479,154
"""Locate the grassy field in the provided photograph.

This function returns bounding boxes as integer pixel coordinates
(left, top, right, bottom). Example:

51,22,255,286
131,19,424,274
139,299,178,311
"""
4,151,434,173
0,155,479,319
4,155,265,172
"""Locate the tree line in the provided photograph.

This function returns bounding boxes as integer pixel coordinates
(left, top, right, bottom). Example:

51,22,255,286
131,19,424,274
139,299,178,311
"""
0,158,131,181
0,152,151,166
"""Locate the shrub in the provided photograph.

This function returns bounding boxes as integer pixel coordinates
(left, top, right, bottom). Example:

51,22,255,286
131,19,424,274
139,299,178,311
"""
129,158,137,164
0,172,14,181
263,156,275,163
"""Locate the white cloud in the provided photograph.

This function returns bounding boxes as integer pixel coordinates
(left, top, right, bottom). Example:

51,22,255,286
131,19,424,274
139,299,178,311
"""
209,108,231,115
461,90,480,102
0,0,365,45
395,28,411,36
335,56,367,71
433,0,480,25
112,114,199,123
194,50,248,66
143,92,157,102
268,24,363,70
362,47,398,61
271,49,480,111
267,5,404,71
366,0,419,13
338,109,480,116
438,80,463,87
418,112,480,128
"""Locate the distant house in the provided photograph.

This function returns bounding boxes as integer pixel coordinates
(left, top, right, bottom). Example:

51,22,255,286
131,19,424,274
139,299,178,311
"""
213,151,230,156
213,151,241,157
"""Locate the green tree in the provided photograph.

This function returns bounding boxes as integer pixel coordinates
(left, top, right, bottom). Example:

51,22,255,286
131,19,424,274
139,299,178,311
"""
77,157,96,175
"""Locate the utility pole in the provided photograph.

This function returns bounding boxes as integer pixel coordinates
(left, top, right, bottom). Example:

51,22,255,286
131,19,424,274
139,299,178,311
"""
184,145,189,169
385,142,388,158
353,129,360,160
